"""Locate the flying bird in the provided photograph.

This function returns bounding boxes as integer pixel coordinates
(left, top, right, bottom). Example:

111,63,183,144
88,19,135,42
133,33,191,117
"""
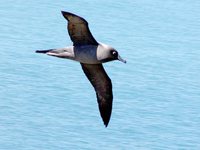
36,11,126,127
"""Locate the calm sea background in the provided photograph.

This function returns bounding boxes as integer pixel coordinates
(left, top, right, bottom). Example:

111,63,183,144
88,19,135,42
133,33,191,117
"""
0,0,200,149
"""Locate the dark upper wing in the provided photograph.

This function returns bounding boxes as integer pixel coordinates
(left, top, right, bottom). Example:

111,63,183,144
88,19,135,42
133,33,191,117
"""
81,63,113,127
61,11,98,46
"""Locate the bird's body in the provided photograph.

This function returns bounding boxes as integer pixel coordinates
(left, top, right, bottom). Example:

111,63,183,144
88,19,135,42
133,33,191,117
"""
42,43,118,64
36,11,126,127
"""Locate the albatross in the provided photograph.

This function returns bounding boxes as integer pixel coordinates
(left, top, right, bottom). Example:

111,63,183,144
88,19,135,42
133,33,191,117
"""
36,11,126,127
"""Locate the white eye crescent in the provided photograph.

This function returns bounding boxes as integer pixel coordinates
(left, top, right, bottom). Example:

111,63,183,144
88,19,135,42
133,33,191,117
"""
112,51,118,56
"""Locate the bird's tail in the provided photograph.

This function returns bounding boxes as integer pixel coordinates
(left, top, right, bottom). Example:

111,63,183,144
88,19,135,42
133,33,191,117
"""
35,49,54,54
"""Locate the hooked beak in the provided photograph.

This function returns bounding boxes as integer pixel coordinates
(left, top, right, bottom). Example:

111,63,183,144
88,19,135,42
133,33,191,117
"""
118,55,126,63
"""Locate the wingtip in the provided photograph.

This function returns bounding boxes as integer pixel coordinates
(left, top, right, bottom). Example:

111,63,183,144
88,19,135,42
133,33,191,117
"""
98,97,112,128
104,123,109,128
61,10,65,15
102,118,110,128
103,118,110,127
61,11,70,20
61,11,66,16
61,11,76,16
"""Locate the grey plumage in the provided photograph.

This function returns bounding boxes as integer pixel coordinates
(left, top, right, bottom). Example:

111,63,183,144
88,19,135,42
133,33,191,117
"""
36,11,126,127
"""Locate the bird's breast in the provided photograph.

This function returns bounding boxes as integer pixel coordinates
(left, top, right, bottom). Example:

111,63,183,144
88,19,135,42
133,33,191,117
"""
73,45,101,64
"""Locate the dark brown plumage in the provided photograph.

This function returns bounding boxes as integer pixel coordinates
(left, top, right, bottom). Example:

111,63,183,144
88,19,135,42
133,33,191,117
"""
36,11,126,127
61,11,98,46
81,63,113,127
62,11,113,126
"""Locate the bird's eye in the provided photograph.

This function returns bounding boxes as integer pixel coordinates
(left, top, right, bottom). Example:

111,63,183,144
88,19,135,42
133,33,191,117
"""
111,50,118,57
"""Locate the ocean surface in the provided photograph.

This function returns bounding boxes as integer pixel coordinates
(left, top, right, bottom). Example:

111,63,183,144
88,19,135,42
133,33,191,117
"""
0,0,200,149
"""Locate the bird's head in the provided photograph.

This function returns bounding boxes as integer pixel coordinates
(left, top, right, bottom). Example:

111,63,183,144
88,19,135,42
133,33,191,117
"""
109,49,126,63
97,44,126,63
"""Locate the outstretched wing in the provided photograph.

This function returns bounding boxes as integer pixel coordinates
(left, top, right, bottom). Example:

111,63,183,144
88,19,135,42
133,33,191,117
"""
61,11,98,46
81,63,113,127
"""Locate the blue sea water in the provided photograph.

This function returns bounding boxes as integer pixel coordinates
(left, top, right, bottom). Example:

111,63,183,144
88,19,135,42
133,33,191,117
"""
0,0,200,149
